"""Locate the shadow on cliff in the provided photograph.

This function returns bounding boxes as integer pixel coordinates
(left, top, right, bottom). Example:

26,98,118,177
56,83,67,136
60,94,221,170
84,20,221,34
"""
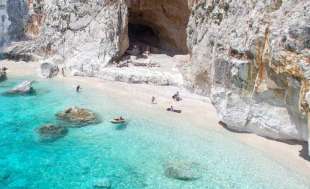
218,121,310,161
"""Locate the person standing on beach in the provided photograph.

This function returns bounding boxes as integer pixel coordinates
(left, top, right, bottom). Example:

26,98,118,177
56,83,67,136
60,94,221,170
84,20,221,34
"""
76,85,81,92
151,96,157,104
61,67,65,77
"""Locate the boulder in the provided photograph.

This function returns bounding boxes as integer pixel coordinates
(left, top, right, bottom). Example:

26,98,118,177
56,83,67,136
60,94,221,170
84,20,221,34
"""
56,107,99,127
93,178,111,189
164,161,202,181
37,124,68,142
40,62,59,78
7,80,35,94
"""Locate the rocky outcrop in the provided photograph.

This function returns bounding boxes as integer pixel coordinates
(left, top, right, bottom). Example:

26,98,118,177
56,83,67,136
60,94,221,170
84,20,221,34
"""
37,124,68,142
99,67,183,86
56,107,99,127
40,62,59,78
7,80,34,94
184,0,310,143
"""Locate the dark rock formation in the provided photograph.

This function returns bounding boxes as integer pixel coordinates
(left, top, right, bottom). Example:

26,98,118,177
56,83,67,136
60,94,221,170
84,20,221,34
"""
37,124,68,142
56,107,99,127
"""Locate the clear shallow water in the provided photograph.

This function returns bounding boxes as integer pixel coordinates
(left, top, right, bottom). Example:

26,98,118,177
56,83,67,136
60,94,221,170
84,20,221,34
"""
0,77,309,189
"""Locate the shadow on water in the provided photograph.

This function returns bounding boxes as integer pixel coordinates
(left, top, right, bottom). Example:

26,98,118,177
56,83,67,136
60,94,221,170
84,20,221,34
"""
114,122,128,130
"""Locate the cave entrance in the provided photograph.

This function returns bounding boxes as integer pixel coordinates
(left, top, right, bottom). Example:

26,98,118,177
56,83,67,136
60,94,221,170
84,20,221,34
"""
128,23,160,52
127,0,190,55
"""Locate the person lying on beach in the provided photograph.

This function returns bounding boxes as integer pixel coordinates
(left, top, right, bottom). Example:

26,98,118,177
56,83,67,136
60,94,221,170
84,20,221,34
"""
166,106,182,113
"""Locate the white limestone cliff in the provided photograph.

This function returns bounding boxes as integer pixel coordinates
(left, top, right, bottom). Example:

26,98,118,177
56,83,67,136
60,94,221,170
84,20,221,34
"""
185,0,310,143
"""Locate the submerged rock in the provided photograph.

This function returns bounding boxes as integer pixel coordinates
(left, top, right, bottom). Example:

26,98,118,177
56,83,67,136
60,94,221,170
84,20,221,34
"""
164,161,203,181
93,178,111,189
37,124,68,142
7,80,35,94
40,62,59,78
56,107,99,127
0,168,10,181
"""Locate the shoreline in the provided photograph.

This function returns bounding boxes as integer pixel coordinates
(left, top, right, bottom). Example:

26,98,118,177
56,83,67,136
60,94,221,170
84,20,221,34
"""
1,60,310,178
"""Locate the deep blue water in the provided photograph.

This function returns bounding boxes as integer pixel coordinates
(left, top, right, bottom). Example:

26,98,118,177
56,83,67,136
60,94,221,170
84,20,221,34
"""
0,77,309,189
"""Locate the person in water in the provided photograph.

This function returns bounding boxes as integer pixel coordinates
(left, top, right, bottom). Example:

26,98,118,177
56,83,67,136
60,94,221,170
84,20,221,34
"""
76,85,81,92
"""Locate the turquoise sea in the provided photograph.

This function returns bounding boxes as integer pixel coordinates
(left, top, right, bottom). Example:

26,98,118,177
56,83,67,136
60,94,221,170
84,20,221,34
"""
0,77,309,189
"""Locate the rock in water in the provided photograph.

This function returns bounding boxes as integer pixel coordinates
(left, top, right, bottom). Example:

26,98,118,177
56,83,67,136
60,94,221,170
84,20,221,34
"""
93,178,111,189
0,168,10,181
37,124,68,142
7,80,35,94
40,62,59,78
56,107,99,127
164,161,203,181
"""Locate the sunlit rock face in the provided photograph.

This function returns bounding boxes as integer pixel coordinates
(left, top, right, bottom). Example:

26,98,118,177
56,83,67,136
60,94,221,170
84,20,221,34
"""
185,0,310,142
9,0,129,76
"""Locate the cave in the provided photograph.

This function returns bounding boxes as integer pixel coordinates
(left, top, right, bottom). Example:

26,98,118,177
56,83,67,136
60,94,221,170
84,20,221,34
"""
127,0,190,55
128,23,160,50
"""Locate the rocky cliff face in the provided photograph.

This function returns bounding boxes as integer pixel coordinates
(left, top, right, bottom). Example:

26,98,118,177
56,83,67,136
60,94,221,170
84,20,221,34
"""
3,0,310,155
0,0,28,49
185,0,310,144
7,0,129,74
0,1,9,48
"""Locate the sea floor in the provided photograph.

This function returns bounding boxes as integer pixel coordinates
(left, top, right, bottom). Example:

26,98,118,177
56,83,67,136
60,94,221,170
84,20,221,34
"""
0,77,310,189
